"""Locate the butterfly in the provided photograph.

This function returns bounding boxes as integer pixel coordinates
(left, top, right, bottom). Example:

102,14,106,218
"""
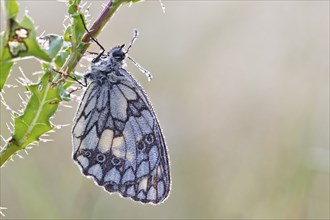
71,29,170,204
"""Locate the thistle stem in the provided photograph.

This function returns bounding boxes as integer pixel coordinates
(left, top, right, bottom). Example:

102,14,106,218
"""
62,0,130,74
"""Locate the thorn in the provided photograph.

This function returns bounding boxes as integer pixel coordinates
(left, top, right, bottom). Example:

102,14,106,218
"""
5,123,13,133
70,93,82,102
86,2,93,11
0,99,9,110
16,78,26,86
4,84,18,88
29,142,38,146
0,207,7,217
32,71,44,76
40,30,46,37
81,1,87,8
18,66,32,85
18,93,24,102
61,103,72,108
0,93,18,114
54,124,70,129
0,135,6,143
16,153,23,159
39,138,54,143
159,0,166,13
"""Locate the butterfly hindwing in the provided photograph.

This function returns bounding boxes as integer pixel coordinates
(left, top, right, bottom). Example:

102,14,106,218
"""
72,66,170,204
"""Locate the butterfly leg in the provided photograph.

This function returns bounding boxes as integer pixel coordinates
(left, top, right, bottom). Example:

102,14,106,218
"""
79,14,105,62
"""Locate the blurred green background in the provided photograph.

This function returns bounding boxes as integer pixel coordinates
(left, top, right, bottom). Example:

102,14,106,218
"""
0,1,329,219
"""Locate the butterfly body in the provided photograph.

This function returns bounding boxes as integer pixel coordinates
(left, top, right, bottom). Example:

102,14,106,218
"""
72,46,170,204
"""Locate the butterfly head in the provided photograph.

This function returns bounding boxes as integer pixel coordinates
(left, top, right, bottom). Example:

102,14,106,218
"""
108,44,126,64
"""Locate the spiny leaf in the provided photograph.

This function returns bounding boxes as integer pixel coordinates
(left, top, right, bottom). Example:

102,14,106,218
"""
67,0,85,47
54,46,71,68
0,30,13,91
0,61,13,91
2,0,19,19
0,11,53,91
13,69,62,149
2,15,51,62
1,0,146,167
41,34,64,59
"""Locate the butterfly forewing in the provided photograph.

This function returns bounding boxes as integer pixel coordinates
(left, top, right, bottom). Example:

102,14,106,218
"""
72,48,170,204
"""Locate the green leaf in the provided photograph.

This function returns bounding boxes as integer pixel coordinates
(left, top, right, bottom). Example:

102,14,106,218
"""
0,33,14,91
13,70,62,149
42,34,63,59
2,0,19,19
71,13,85,47
0,66,65,166
69,10,85,51
1,0,143,167
63,26,72,42
54,46,70,68
2,15,51,62
0,61,14,91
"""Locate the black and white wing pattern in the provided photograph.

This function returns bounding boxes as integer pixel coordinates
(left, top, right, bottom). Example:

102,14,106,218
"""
72,47,170,204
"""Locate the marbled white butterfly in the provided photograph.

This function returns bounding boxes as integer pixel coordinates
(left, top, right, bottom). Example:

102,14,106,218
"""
72,21,170,204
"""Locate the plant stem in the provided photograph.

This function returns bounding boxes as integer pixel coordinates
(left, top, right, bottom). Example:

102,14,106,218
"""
0,0,132,167
0,139,20,167
62,0,130,74
0,81,52,167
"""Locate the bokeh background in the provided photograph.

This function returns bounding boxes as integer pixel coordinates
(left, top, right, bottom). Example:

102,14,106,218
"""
0,1,329,219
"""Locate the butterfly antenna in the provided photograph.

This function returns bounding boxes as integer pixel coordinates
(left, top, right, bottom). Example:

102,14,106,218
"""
125,29,153,81
125,29,139,54
127,56,153,82
79,14,105,60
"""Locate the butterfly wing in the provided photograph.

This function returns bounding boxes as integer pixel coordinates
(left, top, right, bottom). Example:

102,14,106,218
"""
72,68,170,204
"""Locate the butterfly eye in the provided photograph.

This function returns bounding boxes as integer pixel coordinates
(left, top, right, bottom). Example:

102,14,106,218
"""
96,153,106,163
145,134,155,144
112,49,125,60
